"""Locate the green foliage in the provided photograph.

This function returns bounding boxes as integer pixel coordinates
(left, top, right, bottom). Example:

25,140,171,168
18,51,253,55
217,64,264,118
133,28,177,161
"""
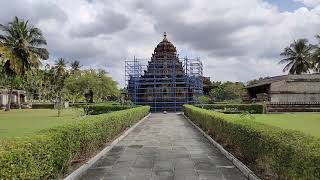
209,81,245,102
85,103,133,115
197,103,265,114
280,39,314,74
31,103,54,109
0,16,49,76
65,69,120,103
196,96,211,104
0,106,150,179
0,16,49,110
239,111,255,120
183,105,320,179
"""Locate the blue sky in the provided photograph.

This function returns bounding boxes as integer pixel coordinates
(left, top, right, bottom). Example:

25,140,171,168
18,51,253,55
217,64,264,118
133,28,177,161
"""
265,0,305,11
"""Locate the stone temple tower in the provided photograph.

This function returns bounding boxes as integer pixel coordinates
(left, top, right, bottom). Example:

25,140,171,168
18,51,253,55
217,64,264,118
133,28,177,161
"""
127,33,203,112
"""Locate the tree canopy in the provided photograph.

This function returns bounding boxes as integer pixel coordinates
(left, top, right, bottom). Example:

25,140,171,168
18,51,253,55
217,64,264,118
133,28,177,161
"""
0,16,49,110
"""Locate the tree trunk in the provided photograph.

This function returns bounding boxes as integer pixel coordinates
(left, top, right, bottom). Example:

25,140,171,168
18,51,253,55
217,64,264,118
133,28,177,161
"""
56,92,62,117
5,78,14,111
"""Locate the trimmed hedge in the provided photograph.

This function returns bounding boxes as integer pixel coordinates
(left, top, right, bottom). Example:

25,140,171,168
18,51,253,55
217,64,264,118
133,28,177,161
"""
183,105,320,179
84,104,133,115
31,103,54,109
0,106,150,179
196,103,265,114
69,102,94,108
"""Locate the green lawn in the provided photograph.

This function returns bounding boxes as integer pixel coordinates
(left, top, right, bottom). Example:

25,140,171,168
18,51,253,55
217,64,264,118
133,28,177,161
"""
252,113,320,138
0,109,82,138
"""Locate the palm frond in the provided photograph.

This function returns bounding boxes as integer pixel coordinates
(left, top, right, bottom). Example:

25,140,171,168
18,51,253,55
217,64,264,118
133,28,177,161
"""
30,38,47,46
28,47,49,60
279,57,294,64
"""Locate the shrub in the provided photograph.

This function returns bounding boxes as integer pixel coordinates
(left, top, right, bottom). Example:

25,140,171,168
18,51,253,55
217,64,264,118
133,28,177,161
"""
69,102,94,108
0,106,150,179
84,104,133,115
31,103,54,109
196,103,265,114
196,96,211,104
183,105,320,179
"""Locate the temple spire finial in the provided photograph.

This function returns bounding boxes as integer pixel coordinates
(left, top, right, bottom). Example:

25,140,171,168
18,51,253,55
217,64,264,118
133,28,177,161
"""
163,32,167,39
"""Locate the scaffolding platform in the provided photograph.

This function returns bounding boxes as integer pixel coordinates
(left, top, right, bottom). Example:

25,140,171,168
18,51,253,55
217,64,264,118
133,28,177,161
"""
125,57,203,112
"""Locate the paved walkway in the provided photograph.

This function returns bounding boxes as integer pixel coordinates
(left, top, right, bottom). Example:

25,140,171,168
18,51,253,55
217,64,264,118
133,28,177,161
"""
80,113,245,180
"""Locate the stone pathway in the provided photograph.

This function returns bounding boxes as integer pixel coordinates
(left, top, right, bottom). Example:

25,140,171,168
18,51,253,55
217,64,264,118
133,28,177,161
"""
80,113,245,180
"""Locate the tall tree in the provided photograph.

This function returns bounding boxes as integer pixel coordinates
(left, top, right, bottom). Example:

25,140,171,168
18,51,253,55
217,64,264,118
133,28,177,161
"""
70,60,81,74
53,58,68,116
279,39,313,74
0,16,49,110
312,35,320,72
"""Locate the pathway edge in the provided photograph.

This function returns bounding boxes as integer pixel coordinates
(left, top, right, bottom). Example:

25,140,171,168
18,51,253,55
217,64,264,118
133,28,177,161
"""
64,113,151,180
182,113,260,180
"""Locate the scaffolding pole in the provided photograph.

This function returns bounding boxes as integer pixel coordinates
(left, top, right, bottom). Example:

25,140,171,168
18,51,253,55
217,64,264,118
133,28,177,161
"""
125,56,203,112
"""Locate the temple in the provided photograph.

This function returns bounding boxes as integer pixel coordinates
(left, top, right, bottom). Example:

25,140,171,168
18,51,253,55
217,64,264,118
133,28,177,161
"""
126,33,203,112
244,74,320,112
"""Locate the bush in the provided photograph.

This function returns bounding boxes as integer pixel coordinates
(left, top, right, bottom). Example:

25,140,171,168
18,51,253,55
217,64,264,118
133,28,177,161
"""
0,106,150,179
69,102,94,108
31,103,54,109
183,105,320,179
196,103,265,114
196,96,211,104
84,104,133,115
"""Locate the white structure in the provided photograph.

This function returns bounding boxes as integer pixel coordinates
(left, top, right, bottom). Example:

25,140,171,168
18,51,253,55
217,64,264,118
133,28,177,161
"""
246,74,320,104
0,89,27,109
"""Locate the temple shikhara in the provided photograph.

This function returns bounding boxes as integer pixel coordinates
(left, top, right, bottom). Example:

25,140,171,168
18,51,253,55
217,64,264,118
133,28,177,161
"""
125,33,203,112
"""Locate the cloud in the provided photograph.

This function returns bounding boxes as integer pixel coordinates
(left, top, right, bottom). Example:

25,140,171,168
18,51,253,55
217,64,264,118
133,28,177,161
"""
295,0,320,8
0,0,67,24
0,0,320,86
70,11,129,37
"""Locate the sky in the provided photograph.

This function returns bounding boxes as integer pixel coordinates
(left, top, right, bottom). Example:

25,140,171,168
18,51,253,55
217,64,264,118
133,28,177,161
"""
0,0,320,87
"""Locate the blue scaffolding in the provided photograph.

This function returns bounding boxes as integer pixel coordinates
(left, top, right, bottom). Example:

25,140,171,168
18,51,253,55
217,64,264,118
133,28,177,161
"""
125,56,203,112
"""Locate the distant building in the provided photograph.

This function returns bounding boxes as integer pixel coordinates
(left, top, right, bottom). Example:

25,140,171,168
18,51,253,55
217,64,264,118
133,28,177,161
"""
0,89,27,109
245,74,320,112
245,74,320,103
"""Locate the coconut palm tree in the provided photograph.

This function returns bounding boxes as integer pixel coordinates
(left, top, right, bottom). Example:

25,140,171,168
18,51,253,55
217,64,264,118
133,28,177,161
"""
279,39,313,75
53,58,68,116
0,16,49,110
70,60,81,73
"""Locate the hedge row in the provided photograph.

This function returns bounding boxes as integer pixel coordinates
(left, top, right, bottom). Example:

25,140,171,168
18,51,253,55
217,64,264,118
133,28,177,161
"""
0,106,150,179
183,105,320,179
31,103,54,109
196,103,265,114
84,104,133,115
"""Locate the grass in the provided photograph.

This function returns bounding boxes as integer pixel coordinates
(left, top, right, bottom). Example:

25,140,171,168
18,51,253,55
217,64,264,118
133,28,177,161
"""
250,113,320,138
0,108,83,138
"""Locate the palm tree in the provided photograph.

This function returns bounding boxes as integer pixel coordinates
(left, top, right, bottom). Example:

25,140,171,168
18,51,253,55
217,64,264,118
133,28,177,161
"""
70,60,81,73
0,16,49,110
53,58,68,116
279,39,313,74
